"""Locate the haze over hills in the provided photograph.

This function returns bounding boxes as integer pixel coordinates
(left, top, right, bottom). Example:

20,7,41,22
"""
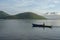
43,12,60,20
0,11,46,19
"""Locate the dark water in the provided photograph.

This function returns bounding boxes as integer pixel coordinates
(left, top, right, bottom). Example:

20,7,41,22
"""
0,19,60,40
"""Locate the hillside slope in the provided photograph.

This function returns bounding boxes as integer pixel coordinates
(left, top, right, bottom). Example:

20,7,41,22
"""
0,11,9,19
15,12,46,19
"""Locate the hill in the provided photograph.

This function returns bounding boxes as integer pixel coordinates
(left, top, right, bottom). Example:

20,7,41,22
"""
15,12,46,19
0,11,9,19
0,11,46,19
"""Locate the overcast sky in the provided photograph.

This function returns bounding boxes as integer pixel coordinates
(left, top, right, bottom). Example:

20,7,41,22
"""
0,0,60,15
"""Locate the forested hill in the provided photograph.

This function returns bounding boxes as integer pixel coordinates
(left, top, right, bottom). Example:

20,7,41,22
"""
0,11,9,19
0,11,46,19
15,12,46,19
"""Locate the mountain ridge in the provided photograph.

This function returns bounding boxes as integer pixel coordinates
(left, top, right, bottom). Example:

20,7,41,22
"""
0,11,46,19
14,12,46,19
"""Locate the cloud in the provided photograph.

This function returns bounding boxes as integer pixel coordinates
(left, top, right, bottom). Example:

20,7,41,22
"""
48,4,56,8
53,0,60,4
48,0,60,4
54,1,59,3
0,0,36,14
0,0,60,15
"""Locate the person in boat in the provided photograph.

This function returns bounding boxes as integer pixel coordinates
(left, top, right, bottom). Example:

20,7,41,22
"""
43,22,45,26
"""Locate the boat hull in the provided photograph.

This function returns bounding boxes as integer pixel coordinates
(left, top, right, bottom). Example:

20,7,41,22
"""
32,24,52,28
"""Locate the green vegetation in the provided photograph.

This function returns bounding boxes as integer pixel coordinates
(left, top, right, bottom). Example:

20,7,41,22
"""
0,11,46,19
0,11,9,19
15,12,46,19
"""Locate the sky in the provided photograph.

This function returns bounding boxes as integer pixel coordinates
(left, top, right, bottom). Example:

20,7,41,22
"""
0,0,60,15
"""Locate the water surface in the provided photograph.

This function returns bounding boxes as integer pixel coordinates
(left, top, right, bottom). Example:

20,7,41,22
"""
0,19,60,40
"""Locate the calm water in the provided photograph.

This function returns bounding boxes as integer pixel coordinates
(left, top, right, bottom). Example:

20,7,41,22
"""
0,19,60,40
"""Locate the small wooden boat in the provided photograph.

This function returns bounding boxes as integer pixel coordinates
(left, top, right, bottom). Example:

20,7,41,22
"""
32,23,52,28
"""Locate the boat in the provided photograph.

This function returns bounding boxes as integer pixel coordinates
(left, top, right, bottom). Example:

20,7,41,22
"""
32,23,52,28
